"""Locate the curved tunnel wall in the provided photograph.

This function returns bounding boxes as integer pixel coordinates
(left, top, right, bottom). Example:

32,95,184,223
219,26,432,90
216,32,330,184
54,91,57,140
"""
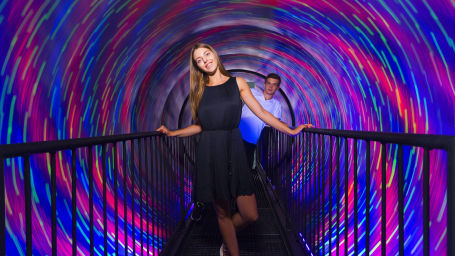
1,0,454,255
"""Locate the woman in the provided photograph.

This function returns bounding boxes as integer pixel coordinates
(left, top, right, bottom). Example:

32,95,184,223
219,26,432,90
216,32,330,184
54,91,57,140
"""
156,43,312,256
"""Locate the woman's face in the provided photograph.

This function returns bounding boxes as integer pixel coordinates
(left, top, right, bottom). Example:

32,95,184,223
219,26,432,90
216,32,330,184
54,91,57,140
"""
193,47,218,74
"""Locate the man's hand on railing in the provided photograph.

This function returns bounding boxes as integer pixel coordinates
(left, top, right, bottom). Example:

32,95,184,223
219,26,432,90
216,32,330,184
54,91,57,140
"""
289,124,314,136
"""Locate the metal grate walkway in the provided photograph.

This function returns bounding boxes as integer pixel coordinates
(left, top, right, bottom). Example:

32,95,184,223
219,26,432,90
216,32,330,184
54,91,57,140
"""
174,169,303,256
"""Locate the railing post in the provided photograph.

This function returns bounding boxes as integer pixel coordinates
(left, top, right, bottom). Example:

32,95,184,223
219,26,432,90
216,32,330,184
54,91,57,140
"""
365,141,370,256
131,139,136,255
102,144,107,256
397,145,404,256
321,134,325,255
146,137,150,255
448,139,455,256
353,139,358,256
381,143,386,256
0,155,4,256
88,146,94,256
0,154,6,255
24,155,32,256
336,136,340,256
51,152,57,256
328,135,333,255
113,143,119,256
344,138,348,256
71,149,77,256
123,141,128,256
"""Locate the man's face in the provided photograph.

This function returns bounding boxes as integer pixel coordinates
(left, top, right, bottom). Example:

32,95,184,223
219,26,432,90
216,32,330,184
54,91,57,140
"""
264,77,280,96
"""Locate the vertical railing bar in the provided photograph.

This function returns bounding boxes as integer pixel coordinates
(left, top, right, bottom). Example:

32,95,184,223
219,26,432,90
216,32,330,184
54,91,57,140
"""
311,133,317,251
293,135,297,227
164,137,169,243
353,139,358,256
283,133,287,209
102,144,107,256
307,131,311,246
284,133,287,207
316,134,322,255
329,135,333,256
168,137,172,238
89,146,94,256
300,133,304,238
310,133,313,251
381,143,386,256
318,133,322,255
114,143,119,256
303,132,307,241
290,137,300,227
308,132,312,249
144,137,152,255
170,138,174,232
179,138,185,220
336,136,340,256
165,136,169,241
24,155,32,256
321,134,325,256
162,136,166,250
156,136,160,255
71,149,77,256
159,136,163,252
123,141,128,256
423,148,430,256
150,136,158,255
310,132,313,250
447,141,455,256
170,138,174,234
291,134,294,219
296,133,299,233
157,136,161,252
173,138,177,229
149,137,154,255
344,138,348,256
0,156,4,256
51,152,57,256
398,144,404,256
131,139,136,256
289,134,300,230
174,138,178,230
365,141,370,256
139,138,143,256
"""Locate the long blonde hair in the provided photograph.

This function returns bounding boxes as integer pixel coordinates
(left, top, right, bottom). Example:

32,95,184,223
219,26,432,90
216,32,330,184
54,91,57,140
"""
189,43,231,123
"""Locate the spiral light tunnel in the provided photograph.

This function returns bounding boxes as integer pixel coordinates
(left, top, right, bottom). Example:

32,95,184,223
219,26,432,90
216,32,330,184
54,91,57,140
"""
1,0,454,255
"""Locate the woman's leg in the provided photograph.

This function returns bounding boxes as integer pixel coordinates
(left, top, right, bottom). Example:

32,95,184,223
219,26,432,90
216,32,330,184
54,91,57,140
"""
214,199,239,256
232,194,258,231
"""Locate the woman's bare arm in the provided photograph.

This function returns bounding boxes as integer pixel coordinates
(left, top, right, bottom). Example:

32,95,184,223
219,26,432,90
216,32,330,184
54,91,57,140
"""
237,77,313,136
156,124,202,137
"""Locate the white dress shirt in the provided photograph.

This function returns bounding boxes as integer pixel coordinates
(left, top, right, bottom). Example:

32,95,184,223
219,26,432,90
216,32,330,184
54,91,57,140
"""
239,88,282,144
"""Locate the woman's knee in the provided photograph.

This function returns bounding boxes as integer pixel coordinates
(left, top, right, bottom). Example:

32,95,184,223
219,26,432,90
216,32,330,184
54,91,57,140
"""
243,210,258,223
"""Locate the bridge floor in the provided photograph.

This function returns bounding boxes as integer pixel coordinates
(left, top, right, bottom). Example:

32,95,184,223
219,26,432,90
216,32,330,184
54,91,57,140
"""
177,170,294,255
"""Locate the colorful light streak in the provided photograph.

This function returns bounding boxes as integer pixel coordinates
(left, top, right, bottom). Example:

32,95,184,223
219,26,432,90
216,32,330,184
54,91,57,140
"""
1,0,454,255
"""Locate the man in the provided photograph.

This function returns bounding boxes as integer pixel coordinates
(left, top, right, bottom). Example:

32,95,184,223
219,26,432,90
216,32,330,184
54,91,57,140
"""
239,73,283,170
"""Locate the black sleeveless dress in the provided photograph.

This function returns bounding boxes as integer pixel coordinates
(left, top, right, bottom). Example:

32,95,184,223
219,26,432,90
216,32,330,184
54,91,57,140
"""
194,77,254,203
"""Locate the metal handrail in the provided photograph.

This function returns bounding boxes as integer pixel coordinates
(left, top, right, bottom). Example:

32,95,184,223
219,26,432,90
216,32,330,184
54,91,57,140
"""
0,131,161,157
305,128,455,149
258,128,455,256
0,131,197,256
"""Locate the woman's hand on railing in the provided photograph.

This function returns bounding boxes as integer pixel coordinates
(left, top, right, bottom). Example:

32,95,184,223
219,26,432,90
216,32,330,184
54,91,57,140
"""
290,124,314,136
156,125,175,136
